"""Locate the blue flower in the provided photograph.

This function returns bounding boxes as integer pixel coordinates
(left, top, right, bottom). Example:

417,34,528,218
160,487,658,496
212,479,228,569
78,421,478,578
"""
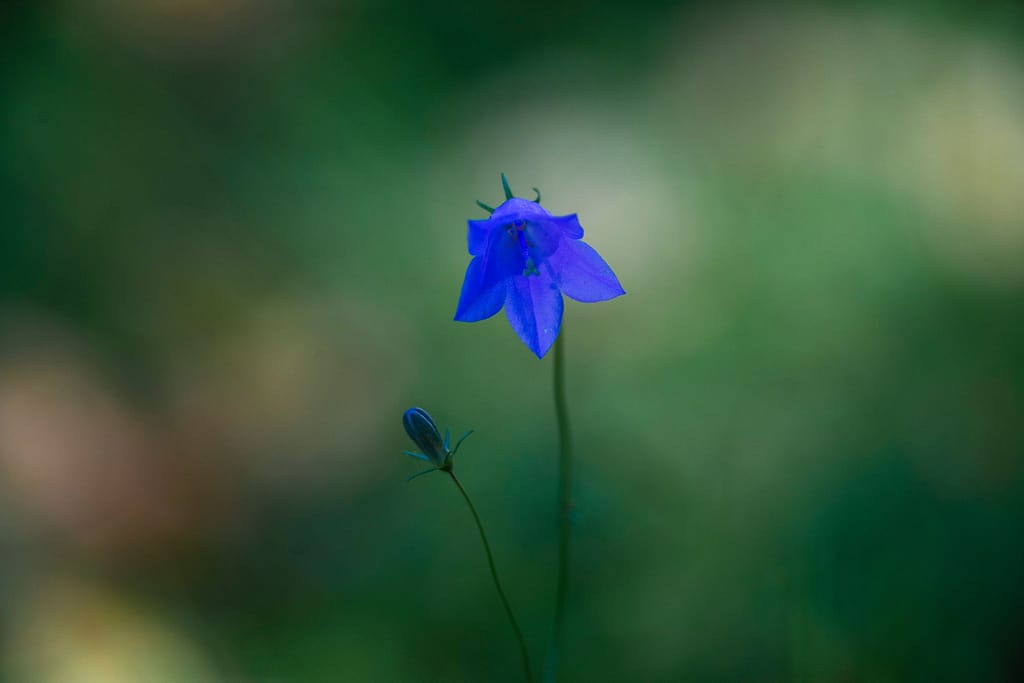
402,407,473,481
454,176,625,358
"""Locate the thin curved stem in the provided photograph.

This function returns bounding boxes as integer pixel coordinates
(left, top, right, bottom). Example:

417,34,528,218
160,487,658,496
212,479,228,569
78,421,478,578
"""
545,329,572,683
448,471,533,682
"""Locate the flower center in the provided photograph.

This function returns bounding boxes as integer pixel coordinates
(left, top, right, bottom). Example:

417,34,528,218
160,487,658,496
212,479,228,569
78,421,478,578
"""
505,219,539,277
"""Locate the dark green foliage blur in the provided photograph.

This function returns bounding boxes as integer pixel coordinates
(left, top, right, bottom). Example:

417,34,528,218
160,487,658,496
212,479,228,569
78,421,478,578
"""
1,1,1024,681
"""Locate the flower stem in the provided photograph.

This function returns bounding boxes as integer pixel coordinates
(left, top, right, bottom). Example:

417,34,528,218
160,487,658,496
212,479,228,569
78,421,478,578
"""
545,330,572,683
447,471,533,682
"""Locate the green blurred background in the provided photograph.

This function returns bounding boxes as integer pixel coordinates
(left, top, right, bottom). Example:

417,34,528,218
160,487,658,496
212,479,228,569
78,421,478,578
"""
2,1,1024,681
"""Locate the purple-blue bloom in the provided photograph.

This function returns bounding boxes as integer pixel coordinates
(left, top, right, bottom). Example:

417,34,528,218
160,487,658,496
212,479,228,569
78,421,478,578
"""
454,185,625,358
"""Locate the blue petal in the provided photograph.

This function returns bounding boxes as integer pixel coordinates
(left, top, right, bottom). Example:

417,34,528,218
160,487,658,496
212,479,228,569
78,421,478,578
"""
545,239,625,303
523,219,563,260
467,219,492,256
523,215,584,269
491,200,582,241
454,256,506,321
547,213,584,240
492,198,554,223
504,273,564,358
522,217,580,268
454,229,520,322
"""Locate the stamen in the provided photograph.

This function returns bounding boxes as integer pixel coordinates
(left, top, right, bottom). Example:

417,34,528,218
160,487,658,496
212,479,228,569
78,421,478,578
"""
516,229,539,276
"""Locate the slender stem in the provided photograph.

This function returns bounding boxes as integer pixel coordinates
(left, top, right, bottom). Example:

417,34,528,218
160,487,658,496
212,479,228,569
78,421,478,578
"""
448,471,533,683
545,330,572,683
